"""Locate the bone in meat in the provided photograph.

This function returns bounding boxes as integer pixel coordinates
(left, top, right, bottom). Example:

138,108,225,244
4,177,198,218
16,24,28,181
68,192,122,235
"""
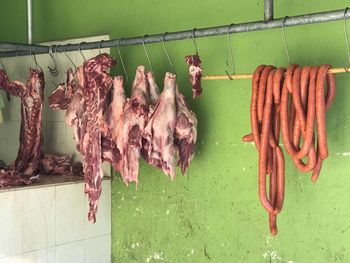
100,76,126,172
142,72,177,179
174,86,198,175
121,66,150,184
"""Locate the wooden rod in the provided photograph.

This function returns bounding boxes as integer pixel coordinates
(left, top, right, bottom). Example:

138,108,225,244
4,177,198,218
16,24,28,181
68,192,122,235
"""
202,67,350,80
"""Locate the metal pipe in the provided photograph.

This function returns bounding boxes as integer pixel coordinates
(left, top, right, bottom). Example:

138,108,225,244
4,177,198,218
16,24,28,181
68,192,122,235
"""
264,0,274,22
27,0,33,44
0,7,349,58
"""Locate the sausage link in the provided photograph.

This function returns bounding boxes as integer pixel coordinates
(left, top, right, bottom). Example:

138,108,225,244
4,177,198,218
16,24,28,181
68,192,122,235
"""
273,67,286,104
251,65,266,150
274,146,285,214
242,133,254,142
291,66,305,131
294,66,317,159
286,64,298,93
257,66,275,123
269,213,278,235
316,65,331,160
325,73,336,111
259,69,276,213
280,66,298,156
311,72,335,181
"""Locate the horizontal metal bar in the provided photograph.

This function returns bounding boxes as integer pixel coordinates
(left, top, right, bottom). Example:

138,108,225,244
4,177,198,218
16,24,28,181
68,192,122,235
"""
264,0,274,22
0,7,349,58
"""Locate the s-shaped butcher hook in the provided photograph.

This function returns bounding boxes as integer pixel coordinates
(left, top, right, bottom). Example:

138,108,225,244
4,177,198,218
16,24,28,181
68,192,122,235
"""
225,23,236,80
161,32,175,73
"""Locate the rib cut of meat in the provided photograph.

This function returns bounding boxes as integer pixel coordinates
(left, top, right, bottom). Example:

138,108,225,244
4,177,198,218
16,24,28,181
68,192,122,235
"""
174,86,198,175
142,72,177,179
185,54,203,99
83,53,115,223
0,68,45,176
121,65,150,184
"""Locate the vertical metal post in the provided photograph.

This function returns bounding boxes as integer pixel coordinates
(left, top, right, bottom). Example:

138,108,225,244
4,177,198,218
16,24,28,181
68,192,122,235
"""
264,0,274,22
27,0,33,44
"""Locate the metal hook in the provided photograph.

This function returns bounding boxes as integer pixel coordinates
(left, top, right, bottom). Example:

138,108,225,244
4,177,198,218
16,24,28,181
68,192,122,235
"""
225,23,235,80
54,44,62,73
192,28,199,55
281,16,291,64
343,7,350,68
162,32,175,73
30,50,42,71
78,42,86,61
117,38,129,82
64,45,77,70
48,45,59,76
99,40,104,55
142,35,153,71
16,48,27,81
0,57,6,72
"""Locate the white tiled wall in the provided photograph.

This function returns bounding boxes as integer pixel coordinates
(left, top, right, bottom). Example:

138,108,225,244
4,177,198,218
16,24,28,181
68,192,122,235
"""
0,179,111,263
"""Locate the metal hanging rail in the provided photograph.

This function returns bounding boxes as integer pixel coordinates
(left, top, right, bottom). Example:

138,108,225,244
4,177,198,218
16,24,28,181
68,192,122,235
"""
0,7,349,58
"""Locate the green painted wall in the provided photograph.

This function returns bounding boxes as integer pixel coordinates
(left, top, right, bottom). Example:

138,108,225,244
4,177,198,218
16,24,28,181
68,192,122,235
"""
1,0,350,262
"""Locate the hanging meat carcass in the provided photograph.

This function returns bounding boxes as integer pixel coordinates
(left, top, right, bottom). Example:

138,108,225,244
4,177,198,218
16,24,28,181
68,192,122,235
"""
0,68,45,177
121,66,150,184
100,76,127,172
83,53,115,223
142,72,177,179
174,86,198,175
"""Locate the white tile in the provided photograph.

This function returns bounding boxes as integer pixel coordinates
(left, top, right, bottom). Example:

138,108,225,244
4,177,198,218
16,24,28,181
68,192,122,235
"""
0,191,22,258
44,122,68,155
55,241,84,263
84,235,111,263
0,120,20,164
22,187,55,252
84,180,111,239
22,248,55,263
0,255,22,263
55,183,84,245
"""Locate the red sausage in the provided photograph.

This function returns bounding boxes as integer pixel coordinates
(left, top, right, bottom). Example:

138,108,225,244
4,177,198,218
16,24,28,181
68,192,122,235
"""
280,66,298,157
242,133,254,142
316,65,331,160
273,67,285,104
257,66,275,123
286,64,298,93
294,66,317,160
274,146,285,214
258,69,276,213
251,65,266,150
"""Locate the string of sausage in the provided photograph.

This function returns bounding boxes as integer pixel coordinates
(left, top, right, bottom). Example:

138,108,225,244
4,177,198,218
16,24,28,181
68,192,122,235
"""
243,64,336,235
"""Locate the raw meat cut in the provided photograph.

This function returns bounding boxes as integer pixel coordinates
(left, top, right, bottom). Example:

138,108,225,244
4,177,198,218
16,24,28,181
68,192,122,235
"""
0,169,31,187
142,72,177,179
147,71,160,105
48,68,74,110
0,68,45,176
64,66,87,154
174,86,198,175
83,53,115,223
39,153,71,175
100,76,126,172
122,65,150,184
185,54,203,99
